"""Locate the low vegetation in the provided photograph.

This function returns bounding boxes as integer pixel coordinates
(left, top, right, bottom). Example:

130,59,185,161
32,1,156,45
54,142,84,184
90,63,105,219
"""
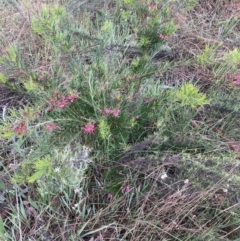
0,0,240,240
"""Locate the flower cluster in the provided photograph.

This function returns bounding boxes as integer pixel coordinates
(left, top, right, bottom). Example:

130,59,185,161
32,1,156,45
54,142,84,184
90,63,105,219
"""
106,193,114,201
46,123,57,131
104,108,120,117
158,33,170,40
82,123,96,134
229,73,240,85
121,184,132,194
49,91,79,109
228,73,240,85
38,75,44,81
37,73,51,81
15,122,27,135
148,4,157,10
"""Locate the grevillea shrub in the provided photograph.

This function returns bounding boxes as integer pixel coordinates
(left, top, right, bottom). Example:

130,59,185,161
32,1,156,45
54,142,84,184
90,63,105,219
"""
0,1,191,171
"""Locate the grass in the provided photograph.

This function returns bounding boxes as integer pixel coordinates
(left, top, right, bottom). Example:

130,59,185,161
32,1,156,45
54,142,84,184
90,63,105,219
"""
1,0,240,240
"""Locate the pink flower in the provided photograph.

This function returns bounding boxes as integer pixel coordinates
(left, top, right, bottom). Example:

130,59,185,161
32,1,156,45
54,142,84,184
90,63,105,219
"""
103,108,120,117
104,108,112,115
15,122,27,135
233,80,240,85
112,108,120,117
227,73,240,85
158,33,170,40
60,96,69,108
46,123,57,131
67,92,79,102
106,193,114,201
121,185,132,194
49,91,79,110
233,74,240,85
82,123,96,134
148,4,157,9
38,75,44,81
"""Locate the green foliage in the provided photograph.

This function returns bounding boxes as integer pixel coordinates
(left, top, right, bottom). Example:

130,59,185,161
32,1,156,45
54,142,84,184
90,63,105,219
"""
27,156,52,183
12,145,91,197
0,217,5,239
23,77,44,92
2,0,240,239
103,168,125,195
0,123,15,139
131,55,150,73
173,83,209,109
161,20,179,35
101,20,114,32
197,44,215,65
120,10,130,20
32,5,66,35
32,5,68,46
98,119,111,140
0,44,22,71
185,0,198,11
4,44,17,62
0,73,7,84
124,0,134,5
139,36,151,48
223,48,240,65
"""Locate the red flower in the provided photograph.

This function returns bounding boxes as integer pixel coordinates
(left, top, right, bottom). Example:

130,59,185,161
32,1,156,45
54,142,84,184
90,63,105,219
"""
15,122,27,135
